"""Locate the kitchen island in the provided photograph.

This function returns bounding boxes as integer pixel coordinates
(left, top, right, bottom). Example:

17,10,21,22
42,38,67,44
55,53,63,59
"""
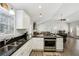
32,35,62,38
32,35,63,51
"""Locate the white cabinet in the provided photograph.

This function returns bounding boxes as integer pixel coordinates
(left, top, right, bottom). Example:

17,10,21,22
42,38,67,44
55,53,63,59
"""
16,10,30,29
32,38,44,50
12,38,44,56
56,38,63,51
12,39,32,56
22,39,32,56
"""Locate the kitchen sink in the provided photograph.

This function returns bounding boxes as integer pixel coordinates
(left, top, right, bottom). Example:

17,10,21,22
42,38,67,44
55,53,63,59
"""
0,38,27,56
0,41,21,56
0,47,6,55
0,45,16,56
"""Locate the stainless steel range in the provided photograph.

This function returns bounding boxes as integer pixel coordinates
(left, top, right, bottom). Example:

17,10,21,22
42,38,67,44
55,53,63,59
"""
44,38,56,51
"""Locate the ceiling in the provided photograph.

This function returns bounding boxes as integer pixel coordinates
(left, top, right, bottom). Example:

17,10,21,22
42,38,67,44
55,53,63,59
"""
10,3,79,24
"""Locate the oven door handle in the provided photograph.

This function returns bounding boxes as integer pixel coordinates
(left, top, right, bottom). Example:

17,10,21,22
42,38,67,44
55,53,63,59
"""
44,39,56,41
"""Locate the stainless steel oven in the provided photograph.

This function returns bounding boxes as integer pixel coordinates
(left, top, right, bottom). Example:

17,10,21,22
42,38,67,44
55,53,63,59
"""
44,38,56,51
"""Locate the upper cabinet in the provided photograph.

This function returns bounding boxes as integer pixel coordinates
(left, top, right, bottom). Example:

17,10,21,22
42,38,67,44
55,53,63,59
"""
16,10,30,29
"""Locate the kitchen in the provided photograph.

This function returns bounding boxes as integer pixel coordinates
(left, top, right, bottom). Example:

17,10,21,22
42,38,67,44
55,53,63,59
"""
0,3,79,56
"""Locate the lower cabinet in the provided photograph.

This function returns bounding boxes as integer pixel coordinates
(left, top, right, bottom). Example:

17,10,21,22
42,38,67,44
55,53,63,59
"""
12,37,63,56
12,39,32,56
12,38,44,56
32,38,44,50
56,38,63,51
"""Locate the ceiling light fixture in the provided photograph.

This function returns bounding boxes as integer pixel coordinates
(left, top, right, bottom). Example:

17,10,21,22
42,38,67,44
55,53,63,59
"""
39,5,42,17
38,5,42,9
60,19,66,21
39,12,42,17
9,8,15,15
58,14,66,21
39,15,42,17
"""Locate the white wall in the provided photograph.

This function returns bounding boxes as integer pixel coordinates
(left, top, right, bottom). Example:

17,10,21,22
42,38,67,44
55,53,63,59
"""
76,26,79,36
69,21,79,36
37,21,68,33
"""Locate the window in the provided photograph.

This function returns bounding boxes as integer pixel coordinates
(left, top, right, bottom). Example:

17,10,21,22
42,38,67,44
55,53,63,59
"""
0,14,14,34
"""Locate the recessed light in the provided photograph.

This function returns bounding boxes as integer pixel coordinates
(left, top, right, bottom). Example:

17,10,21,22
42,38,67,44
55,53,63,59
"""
38,5,42,9
39,15,42,17
67,19,69,21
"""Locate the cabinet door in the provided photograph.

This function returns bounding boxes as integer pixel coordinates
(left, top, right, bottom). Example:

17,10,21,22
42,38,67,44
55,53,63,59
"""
23,39,32,56
12,40,32,56
16,10,30,29
12,46,25,56
23,12,30,29
56,38,63,51
16,10,24,29
32,38,44,50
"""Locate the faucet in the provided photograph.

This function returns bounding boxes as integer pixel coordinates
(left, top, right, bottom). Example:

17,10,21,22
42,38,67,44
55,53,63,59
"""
4,39,8,52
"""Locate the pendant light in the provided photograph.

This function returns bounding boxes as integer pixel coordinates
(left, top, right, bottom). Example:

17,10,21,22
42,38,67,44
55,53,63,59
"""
59,14,66,21
39,12,42,17
9,8,15,15
38,5,43,17
59,14,66,31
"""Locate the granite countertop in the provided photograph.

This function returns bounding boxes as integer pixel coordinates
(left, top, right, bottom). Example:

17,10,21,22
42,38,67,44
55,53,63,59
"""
33,35,79,39
32,35,62,38
0,33,29,56
0,39,28,56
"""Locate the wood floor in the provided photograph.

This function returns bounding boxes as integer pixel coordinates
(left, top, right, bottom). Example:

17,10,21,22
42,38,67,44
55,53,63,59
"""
30,50,64,56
